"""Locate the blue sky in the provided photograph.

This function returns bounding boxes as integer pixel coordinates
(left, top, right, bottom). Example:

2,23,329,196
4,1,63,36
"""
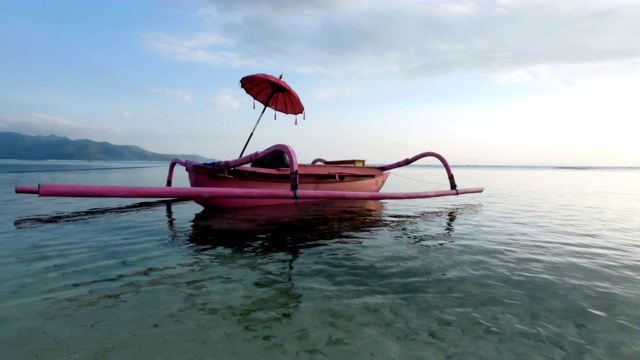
1,0,639,166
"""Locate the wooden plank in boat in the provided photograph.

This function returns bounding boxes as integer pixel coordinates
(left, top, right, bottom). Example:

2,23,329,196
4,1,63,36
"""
321,159,366,166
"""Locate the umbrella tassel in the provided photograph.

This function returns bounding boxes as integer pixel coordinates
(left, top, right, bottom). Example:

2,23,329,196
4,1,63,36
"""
295,115,298,125
253,100,255,109
303,111,306,120
274,111,277,121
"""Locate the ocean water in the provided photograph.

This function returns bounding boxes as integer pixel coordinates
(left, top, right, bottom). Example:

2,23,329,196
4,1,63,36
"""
1,160,639,359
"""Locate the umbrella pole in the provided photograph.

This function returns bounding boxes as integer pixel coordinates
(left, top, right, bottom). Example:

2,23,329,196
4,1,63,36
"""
239,91,275,158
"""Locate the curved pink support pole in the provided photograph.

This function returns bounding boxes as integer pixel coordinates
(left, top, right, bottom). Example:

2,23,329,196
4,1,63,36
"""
218,144,300,192
166,159,187,187
219,144,298,169
166,144,300,192
379,152,457,190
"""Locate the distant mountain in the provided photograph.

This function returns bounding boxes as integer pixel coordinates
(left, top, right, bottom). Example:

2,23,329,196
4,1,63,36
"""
0,132,208,161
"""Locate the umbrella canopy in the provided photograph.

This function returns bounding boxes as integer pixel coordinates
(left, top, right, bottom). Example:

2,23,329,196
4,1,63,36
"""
238,73,305,157
240,73,304,115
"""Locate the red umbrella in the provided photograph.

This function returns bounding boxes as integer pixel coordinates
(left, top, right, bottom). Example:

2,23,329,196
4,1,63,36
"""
238,73,304,157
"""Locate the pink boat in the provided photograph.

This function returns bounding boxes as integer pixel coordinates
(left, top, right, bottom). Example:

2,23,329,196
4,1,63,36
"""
15,74,483,207
15,143,484,208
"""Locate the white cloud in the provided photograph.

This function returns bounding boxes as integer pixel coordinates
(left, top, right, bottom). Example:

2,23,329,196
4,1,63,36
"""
494,58,640,85
494,70,533,84
123,110,134,120
142,86,194,104
314,86,363,100
144,0,640,83
0,113,121,137
144,31,247,67
211,92,240,109
32,113,77,127
436,2,479,16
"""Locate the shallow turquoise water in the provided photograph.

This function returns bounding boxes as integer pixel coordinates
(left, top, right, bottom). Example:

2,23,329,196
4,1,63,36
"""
1,161,639,359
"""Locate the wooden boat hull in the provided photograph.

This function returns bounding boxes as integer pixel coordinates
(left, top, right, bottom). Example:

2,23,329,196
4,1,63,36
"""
187,163,390,208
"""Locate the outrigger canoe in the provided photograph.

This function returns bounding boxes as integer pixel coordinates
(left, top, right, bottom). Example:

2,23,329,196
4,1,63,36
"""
15,143,483,208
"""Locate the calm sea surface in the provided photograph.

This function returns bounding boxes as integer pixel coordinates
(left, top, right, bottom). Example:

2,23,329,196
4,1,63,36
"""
1,160,638,359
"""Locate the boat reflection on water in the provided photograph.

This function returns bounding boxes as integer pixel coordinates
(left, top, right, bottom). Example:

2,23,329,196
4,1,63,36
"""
13,199,186,228
13,198,470,329
173,200,471,328
171,200,388,327
14,198,467,251
181,200,387,252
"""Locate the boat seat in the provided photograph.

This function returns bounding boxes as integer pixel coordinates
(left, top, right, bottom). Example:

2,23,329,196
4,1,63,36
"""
320,159,366,166
250,151,290,169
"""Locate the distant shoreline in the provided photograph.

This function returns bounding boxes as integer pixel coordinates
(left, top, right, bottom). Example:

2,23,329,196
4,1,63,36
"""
0,132,208,162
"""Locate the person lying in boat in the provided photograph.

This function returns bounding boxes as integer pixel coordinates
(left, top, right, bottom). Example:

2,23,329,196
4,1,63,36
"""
250,150,290,169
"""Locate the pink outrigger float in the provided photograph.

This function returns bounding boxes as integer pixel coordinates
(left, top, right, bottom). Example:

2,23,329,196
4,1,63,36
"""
15,143,483,208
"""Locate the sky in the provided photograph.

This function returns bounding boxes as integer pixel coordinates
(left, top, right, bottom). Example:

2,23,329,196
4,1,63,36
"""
1,0,639,166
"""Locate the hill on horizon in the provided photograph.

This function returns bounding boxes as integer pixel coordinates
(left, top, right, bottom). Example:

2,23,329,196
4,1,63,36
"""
0,132,208,161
